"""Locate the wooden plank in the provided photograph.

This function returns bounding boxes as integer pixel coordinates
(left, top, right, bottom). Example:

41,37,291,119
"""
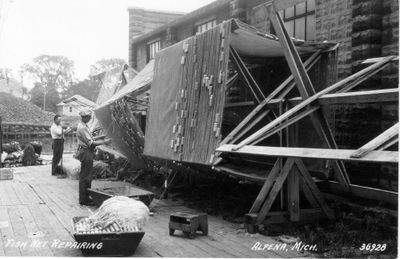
249,158,282,213
17,205,53,256
256,158,295,224
217,144,399,163
266,88,399,108
213,166,267,183
224,101,255,108
317,88,399,105
287,169,300,221
294,159,334,219
0,206,21,256
229,47,263,103
362,56,399,63
337,61,392,94
7,206,35,256
316,181,398,205
231,110,270,144
251,106,319,145
378,136,398,151
351,123,399,158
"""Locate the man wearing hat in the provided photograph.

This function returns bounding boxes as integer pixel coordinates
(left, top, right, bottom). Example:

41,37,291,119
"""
76,109,112,206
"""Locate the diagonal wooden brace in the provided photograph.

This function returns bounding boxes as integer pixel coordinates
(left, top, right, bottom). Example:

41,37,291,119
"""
256,158,295,224
229,46,265,103
351,123,399,158
265,5,352,187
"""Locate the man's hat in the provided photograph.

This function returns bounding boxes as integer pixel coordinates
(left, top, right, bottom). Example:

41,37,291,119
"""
79,109,92,117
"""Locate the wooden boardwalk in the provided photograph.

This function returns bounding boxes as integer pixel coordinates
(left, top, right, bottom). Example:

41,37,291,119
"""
0,164,310,257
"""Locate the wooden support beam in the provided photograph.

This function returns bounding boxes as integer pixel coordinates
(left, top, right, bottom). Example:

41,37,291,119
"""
294,159,334,219
231,110,271,144
216,144,399,163
224,73,239,91
267,5,315,97
256,158,295,224
378,137,398,151
251,106,319,145
300,176,319,208
351,123,399,158
225,101,255,108
266,5,352,187
287,169,300,221
337,61,391,93
230,46,265,102
232,56,396,150
267,88,399,108
218,51,321,148
316,180,398,206
249,158,282,213
362,56,399,64
276,53,322,100
213,166,267,183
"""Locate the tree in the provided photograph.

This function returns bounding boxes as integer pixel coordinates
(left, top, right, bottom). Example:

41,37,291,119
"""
64,78,100,102
20,55,74,112
0,68,12,81
89,58,126,76
29,83,61,112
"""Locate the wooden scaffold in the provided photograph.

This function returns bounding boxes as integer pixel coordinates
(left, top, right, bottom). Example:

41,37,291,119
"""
216,0,398,230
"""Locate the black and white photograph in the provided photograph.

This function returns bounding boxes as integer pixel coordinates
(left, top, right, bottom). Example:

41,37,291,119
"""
0,0,398,257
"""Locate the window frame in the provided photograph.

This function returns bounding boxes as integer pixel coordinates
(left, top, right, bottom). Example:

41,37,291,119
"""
146,39,161,62
195,17,217,34
283,0,315,40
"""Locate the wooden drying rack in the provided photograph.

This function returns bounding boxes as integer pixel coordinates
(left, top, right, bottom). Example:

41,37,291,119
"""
215,0,399,229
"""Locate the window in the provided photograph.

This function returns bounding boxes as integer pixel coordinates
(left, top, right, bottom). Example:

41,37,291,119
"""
147,40,161,62
283,0,315,40
69,107,72,113
196,19,217,33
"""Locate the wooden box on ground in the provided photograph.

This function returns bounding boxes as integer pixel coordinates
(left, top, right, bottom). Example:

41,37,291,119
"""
169,212,208,239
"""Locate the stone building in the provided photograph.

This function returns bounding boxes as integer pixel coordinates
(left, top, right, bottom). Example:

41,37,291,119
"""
129,0,398,81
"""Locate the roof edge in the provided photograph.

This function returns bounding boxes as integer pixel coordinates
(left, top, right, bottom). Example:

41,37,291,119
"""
130,0,231,45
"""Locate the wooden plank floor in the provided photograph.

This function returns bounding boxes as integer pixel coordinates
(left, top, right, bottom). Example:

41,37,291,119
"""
0,164,311,257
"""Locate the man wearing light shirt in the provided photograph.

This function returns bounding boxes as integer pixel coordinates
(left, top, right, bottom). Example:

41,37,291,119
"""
50,115,72,176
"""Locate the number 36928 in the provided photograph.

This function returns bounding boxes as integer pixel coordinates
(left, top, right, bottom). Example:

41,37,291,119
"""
359,243,386,251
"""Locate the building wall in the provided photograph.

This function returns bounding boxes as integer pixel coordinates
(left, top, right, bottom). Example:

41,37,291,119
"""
58,104,87,117
130,2,236,71
128,8,184,69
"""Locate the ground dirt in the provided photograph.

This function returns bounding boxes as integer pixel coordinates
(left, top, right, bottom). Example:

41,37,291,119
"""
124,170,397,258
